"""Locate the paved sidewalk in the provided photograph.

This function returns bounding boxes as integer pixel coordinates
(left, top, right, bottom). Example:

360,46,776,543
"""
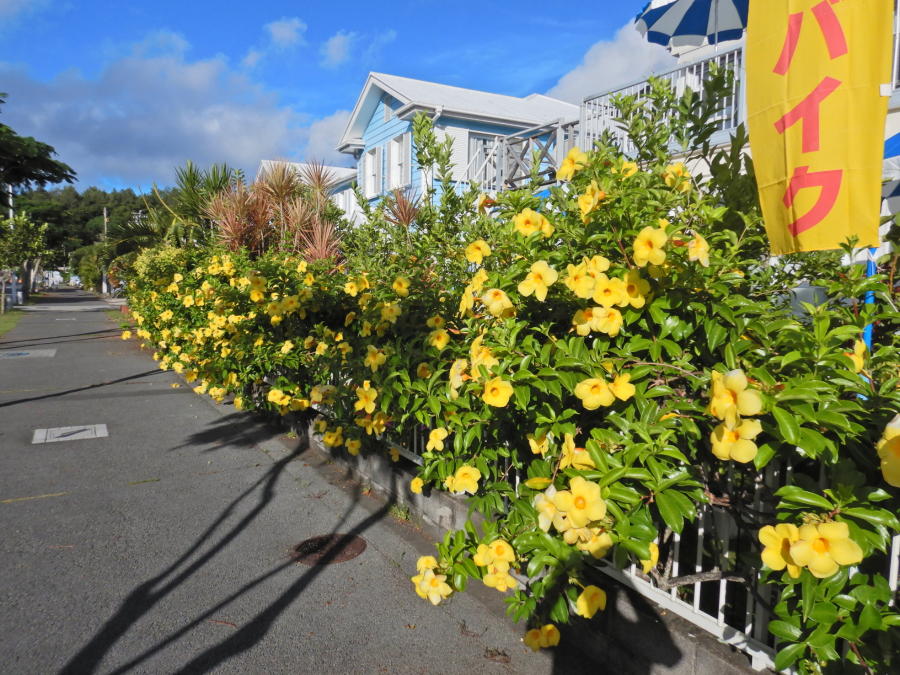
0,290,561,674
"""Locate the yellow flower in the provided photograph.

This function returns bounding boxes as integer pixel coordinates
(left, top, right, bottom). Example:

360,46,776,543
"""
364,345,387,372
417,555,438,572
687,233,710,267
483,562,518,592
557,146,588,181
121,330,132,340
575,377,614,410
428,328,450,350
711,418,762,463
790,521,864,579
578,530,614,559
315,342,328,356
527,433,549,455
345,438,361,456
470,268,489,292
592,274,626,308
610,373,636,401
621,270,650,309
553,476,606,528
575,585,607,619
876,414,900,487
845,339,867,373
249,289,265,303
518,261,558,302
410,477,424,494
266,388,291,407
392,277,410,297
380,302,402,324
578,180,605,223
559,433,595,470
618,160,638,178
465,240,491,265
354,380,378,414
481,288,515,318
591,307,624,337
449,465,481,494
708,369,763,427
182,295,195,307
470,334,499,374
565,262,594,299
344,311,357,326
449,358,468,399
322,426,344,448
416,569,453,605
416,362,432,379
572,307,597,336
758,523,802,578
523,624,561,651
344,280,360,296
280,340,294,354
296,260,308,274
633,224,668,267
426,427,449,452
513,208,554,238
524,477,551,490
663,162,691,192
482,377,513,407
533,486,566,532
641,542,659,575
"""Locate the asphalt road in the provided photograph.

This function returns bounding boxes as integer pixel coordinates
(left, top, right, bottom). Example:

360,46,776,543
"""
0,289,559,675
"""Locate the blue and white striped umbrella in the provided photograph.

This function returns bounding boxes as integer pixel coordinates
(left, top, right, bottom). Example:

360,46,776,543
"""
635,0,749,48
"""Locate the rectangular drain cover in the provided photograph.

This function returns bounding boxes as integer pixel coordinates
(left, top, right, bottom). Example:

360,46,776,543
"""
32,424,108,444
0,349,57,359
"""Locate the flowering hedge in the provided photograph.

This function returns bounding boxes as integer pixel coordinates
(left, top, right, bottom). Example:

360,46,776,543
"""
125,89,899,673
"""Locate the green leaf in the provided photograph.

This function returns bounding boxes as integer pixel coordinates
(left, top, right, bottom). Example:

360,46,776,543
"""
768,619,802,642
771,405,801,445
773,643,806,671
858,603,883,633
775,486,833,511
655,491,684,534
810,602,838,625
841,508,900,531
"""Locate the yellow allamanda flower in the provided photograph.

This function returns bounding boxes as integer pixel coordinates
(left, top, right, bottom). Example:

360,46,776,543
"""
448,358,468,399
428,329,450,350
876,414,900,487
633,222,669,268
565,262,594,299
280,340,294,355
758,523,802,578
559,433,595,470
617,160,638,178
343,280,359,297
711,418,763,463
523,624,560,651
121,330,132,340
621,269,650,308
663,162,691,193
392,277,410,297
578,530,614,559
345,438,362,456
426,315,445,329
575,585,607,619
553,476,606,528
482,377,513,407
844,339,867,374
410,477,424,494
322,426,344,448
572,307,596,336
481,288,515,318
592,274,627,308
527,433,549,455
482,562,518,592
609,373,636,401
448,465,481,494
575,377,615,409
557,146,588,181
416,362,432,379
414,568,453,605
518,261,558,302
354,380,378,414
380,302,402,324
470,268,489,292
708,369,763,427
687,233,710,267
790,521,864,579
513,208,554,238
364,345,387,372
266,388,291,407
465,240,491,265
641,542,659,575
470,334,498,374
578,180,605,223
426,427,449,452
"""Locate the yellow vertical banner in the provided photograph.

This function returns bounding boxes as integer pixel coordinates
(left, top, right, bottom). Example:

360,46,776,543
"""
746,0,892,255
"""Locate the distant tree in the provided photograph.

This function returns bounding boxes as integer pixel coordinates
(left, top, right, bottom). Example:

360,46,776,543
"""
0,213,47,312
0,93,76,191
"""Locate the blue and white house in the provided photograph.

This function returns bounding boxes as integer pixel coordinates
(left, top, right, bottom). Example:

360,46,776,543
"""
335,72,580,212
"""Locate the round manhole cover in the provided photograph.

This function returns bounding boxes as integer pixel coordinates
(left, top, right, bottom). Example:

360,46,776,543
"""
291,534,367,565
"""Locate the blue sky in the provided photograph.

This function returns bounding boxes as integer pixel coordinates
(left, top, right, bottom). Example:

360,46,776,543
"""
0,0,673,190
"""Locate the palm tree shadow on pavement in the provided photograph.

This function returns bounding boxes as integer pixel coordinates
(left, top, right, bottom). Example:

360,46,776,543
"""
59,432,390,675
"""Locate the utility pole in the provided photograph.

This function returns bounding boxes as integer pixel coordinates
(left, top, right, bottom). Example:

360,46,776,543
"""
101,207,108,294
7,183,12,219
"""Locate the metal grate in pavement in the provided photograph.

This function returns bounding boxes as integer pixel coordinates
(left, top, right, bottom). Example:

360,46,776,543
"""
32,424,109,444
0,349,57,359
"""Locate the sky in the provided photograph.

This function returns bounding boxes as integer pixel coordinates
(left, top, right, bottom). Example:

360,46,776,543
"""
0,0,675,191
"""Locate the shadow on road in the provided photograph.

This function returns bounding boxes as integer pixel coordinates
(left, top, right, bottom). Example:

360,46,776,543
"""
0,369,164,408
59,431,391,675
0,330,121,350
0,328,119,348
169,412,285,453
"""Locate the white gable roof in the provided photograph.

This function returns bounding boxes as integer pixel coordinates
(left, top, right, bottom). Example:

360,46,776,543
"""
338,72,580,152
257,160,356,186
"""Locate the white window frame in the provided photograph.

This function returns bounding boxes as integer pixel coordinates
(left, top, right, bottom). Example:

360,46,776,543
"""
388,133,410,190
364,148,381,198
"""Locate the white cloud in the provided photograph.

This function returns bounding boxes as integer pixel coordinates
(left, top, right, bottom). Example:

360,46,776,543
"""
362,29,397,64
0,32,310,188
241,49,262,69
320,31,357,69
301,110,353,166
265,17,307,48
546,24,676,103
0,0,45,19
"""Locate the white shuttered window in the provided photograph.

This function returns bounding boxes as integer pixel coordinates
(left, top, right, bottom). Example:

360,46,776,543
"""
389,133,410,189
